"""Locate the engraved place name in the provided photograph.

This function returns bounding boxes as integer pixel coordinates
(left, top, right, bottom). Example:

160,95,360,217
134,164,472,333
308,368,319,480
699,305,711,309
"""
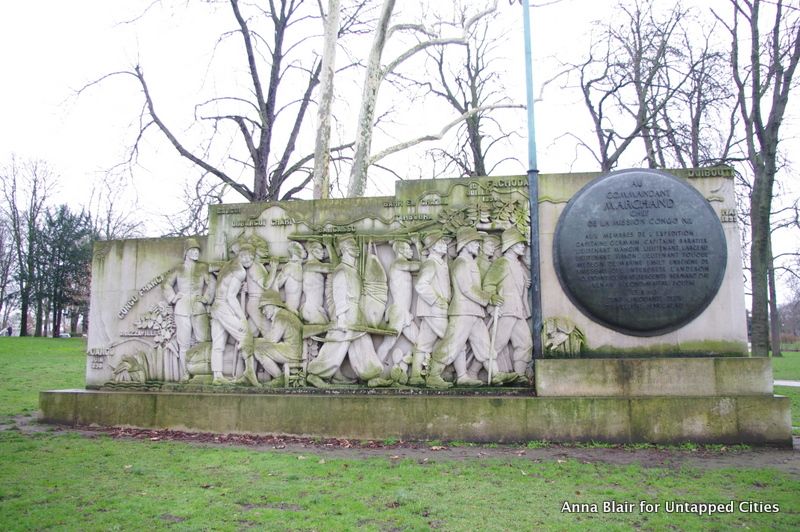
554,169,727,336
320,225,356,234
232,218,267,228
87,348,113,370
117,272,168,319
216,207,242,215
687,167,733,177
384,200,413,208
396,213,431,222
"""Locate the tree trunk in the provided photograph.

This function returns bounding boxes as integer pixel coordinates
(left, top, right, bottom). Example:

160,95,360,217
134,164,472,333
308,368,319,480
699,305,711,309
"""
749,167,772,357
34,297,44,337
19,292,29,336
347,0,396,197
70,310,79,336
768,237,782,357
312,0,341,199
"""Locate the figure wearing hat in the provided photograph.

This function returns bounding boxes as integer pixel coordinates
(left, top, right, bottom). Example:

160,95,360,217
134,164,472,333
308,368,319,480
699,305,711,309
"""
483,227,533,381
408,230,452,386
236,289,303,387
477,233,501,282
163,237,216,380
427,227,516,388
305,235,391,388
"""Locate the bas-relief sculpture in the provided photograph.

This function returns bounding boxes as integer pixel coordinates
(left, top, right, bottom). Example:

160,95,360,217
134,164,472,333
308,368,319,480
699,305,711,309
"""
88,168,744,389
94,176,537,388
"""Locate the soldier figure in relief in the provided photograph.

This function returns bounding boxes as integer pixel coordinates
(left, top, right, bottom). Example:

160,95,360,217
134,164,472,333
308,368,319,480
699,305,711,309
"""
376,239,421,383
301,241,333,325
409,231,451,386
275,241,305,313
427,227,516,388
483,227,533,382
476,233,501,282
163,238,216,380
209,244,255,384
305,235,392,388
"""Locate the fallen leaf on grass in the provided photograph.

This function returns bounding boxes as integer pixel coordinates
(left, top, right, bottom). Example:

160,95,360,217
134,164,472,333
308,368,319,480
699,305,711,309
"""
430,446,447,451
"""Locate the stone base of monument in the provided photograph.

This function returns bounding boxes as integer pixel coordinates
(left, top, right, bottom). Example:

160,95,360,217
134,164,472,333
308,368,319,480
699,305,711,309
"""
39,358,792,447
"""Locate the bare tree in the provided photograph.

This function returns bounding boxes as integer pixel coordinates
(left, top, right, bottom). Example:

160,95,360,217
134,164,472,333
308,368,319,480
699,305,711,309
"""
84,0,369,203
568,1,701,171
419,2,522,177
346,0,499,196
87,171,143,240
0,221,16,329
0,157,54,336
312,0,342,199
714,0,800,357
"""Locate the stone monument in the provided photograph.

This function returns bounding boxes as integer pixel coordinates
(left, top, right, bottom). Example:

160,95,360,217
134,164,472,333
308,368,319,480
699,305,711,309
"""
41,168,791,446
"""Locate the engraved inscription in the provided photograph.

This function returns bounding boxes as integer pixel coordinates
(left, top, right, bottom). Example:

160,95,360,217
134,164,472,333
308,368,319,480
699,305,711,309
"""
554,169,727,336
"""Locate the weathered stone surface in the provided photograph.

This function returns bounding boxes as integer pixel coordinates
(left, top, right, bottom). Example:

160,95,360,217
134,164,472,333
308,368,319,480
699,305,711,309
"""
535,358,774,397
40,389,792,446
553,169,727,336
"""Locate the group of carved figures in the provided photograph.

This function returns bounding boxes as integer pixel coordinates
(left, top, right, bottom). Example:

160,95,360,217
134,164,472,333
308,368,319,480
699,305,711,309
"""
159,226,533,389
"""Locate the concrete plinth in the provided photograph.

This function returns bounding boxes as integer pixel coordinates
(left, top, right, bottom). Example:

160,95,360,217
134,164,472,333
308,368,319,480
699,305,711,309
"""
40,389,792,447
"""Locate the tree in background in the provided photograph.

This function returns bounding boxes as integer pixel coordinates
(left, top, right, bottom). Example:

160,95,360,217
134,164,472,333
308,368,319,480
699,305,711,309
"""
715,0,800,357
0,221,16,330
567,1,704,171
0,158,53,336
84,0,372,203
419,2,522,177
40,205,93,338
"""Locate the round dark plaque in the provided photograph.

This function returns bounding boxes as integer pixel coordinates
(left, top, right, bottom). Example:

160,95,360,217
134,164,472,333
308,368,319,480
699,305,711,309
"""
553,169,727,336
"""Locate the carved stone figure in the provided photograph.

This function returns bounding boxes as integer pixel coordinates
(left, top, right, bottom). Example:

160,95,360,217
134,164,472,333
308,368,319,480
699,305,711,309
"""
209,243,255,384
542,317,586,357
162,238,216,380
477,233,500,281
376,239,421,383
245,256,277,338
305,235,392,388
427,227,515,388
237,289,303,387
275,241,305,312
410,230,452,386
300,240,333,325
483,227,533,381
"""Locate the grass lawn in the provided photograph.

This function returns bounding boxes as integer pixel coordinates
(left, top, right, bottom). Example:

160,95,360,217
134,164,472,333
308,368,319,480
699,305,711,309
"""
772,350,800,381
0,337,798,530
775,386,800,432
0,337,86,420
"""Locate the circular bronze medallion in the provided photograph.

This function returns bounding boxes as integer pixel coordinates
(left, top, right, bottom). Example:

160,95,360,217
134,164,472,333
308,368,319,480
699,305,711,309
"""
553,169,727,336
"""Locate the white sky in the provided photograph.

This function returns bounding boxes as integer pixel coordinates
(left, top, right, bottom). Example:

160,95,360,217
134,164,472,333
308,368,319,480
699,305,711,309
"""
1,0,797,295
0,1,614,220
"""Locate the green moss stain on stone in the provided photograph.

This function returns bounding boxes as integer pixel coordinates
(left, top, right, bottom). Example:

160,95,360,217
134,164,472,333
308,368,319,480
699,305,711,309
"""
572,339,747,359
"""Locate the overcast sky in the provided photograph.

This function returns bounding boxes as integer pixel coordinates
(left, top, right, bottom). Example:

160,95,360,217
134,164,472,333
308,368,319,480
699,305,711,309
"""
1,0,797,245
0,1,617,220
